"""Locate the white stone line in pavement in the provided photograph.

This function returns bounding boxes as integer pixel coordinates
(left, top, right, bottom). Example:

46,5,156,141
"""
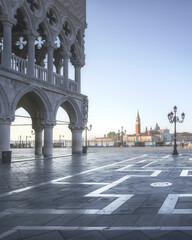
96,195,133,214
2,209,99,215
158,194,192,214
52,182,108,185
142,154,172,168
85,175,133,214
0,229,17,240
189,158,192,161
0,154,147,199
180,170,192,176
162,155,170,159
3,225,192,235
0,168,161,217
0,212,10,218
142,161,155,168
116,169,162,177
158,194,179,214
116,164,134,171
138,159,147,163
150,170,162,177
3,224,192,239
86,175,131,196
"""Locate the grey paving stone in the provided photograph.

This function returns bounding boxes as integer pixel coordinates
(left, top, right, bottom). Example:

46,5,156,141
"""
153,231,192,240
21,230,64,240
0,148,192,239
109,230,150,240
62,231,107,240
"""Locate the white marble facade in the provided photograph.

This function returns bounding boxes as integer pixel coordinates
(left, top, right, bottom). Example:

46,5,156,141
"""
0,0,88,160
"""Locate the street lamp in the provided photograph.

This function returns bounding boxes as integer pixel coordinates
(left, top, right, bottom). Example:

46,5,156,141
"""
119,126,126,147
59,135,64,147
168,106,185,155
26,136,31,148
83,124,92,153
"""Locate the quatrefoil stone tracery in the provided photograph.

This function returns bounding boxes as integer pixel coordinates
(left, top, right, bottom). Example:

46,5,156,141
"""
35,36,45,49
46,9,57,27
27,0,40,13
16,37,27,50
63,21,71,37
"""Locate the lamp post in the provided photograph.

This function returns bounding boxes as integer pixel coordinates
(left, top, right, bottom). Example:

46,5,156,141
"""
119,126,126,147
26,136,31,148
59,135,64,147
168,106,185,155
83,124,92,153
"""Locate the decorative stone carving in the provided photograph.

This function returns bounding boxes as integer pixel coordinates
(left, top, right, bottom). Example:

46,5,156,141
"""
35,36,45,49
46,8,58,27
41,120,56,127
63,21,72,38
16,36,27,50
62,0,86,24
0,38,3,50
68,122,84,131
27,0,40,14
0,115,14,124
83,96,88,123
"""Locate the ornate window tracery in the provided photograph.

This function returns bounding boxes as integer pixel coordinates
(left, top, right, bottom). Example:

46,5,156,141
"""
63,21,71,38
35,36,45,49
46,9,57,27
26,0,40,13
0,38,3,50
16,36,27,50
55,36,61,48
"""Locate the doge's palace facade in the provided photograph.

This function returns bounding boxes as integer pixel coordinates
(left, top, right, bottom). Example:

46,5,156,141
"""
0,0,88,161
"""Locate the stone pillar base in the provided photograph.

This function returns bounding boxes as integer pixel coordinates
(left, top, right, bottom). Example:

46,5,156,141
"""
71,129,83,154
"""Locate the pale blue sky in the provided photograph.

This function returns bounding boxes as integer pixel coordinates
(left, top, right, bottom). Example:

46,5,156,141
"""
11,1,192,141
81,0,192,138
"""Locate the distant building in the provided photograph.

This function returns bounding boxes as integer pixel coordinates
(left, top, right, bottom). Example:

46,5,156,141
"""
124,111,171,146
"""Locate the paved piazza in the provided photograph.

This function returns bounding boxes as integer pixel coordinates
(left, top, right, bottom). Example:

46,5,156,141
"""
1,148,192,239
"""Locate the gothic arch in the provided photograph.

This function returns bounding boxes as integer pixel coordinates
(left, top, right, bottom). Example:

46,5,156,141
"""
54,96,82,126
61,17,76,45
11,85,53,122
14,6,33,31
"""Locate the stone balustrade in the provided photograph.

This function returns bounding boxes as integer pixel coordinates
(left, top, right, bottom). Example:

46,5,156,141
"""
0,50,78,93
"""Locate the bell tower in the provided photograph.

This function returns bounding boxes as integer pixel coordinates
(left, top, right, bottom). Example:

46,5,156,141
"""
136,110,141,135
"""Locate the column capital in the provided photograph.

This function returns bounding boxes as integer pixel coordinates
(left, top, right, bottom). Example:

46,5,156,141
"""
45,41,56,50
0,115,14,124
32,121,43,132
24,30,39,39
1,15,16,27
69,122,84,131
41,120,56,127
61,50,71,60
74,60,84,68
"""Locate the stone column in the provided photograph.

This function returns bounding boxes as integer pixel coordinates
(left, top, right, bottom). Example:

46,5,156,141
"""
2,21,13,68
0,118,11,163
47,42,55,83
63,53,69,89
69,124,83,154
75,63,81,93
43,123,54,157
32,120,43,155
27,33,37,76
35,129,43,155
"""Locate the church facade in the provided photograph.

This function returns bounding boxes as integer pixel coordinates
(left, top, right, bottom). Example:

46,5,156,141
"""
124,112,171,146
